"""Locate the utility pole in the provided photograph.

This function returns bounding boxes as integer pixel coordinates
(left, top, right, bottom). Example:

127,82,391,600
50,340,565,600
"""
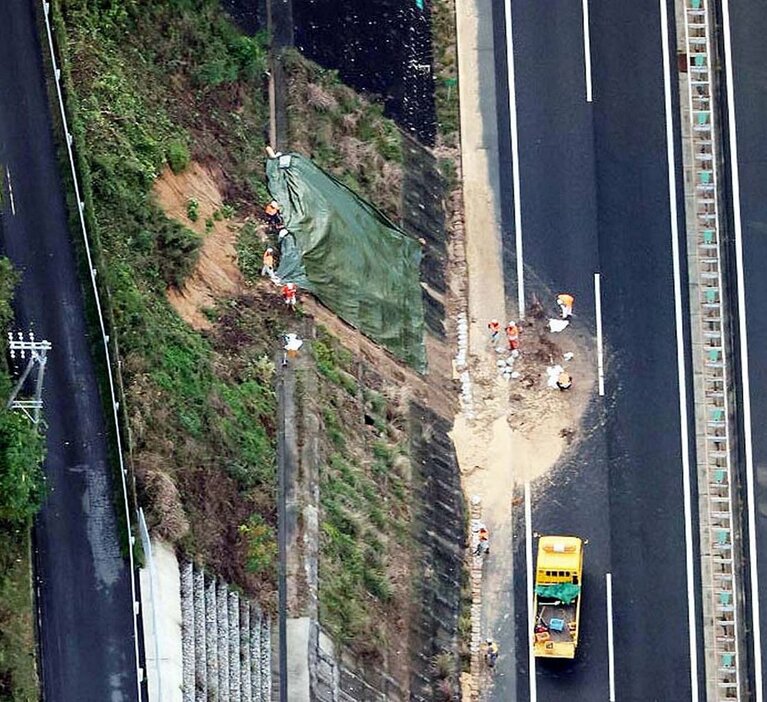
6,331,51,424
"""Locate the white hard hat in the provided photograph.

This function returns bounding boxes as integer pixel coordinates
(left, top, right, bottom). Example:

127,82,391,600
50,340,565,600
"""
508,320,516,326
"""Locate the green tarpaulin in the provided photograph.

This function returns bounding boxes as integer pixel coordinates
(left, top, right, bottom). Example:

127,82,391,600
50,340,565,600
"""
267,153,426,370
535,583,581,605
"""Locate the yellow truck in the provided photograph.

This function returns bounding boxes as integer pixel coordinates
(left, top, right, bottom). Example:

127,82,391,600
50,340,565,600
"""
532,536,584,659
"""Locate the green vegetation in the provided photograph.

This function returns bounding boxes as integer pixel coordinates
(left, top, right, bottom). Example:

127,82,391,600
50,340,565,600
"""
0,528,38,700
0,261,46,525
312,328,412,655
282,49,404,221
0,258,43,699
239,513,278,576
52,0,280,598
166,139,190,174
186,198,200,223
0,384,46,524
431,0,460,141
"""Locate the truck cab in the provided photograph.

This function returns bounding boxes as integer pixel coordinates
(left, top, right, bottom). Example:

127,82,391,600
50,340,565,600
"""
532,536,584,659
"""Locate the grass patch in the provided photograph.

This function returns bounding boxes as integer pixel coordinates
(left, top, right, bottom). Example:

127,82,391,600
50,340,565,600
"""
313,327,412,656
0,258,42,699
51,0,281,599
282,49,405,221
0,526,38,700
431,0,460,141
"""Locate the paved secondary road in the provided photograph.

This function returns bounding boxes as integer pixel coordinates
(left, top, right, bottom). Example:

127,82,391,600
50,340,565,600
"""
720,0,767,697
0,2,139,701
491,0,705,698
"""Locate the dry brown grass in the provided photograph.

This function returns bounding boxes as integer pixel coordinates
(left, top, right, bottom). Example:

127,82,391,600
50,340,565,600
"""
283,49,405,222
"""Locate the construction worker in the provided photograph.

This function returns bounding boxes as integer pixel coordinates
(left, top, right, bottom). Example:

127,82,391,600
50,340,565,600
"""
557,293,574,319
488,319,501,346
281,282,297,310
556,371,572,391
264,200,283,227
485,639,499,667
475,526,490,556
506,321,520,352
261,247,275,278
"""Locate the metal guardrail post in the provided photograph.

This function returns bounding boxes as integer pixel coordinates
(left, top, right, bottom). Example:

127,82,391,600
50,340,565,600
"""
676,0,744,697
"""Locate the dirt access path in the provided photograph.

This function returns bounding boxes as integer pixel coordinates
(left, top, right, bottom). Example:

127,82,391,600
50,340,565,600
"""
452,0,596,698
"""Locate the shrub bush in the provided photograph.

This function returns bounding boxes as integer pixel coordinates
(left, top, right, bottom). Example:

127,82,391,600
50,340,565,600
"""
156,219,202,287
166,139,190,174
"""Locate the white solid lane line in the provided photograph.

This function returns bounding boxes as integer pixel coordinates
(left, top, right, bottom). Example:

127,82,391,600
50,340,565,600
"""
581,0,593,103
721,0,763,697
594,273,605,396
6,167,15,216
658,0,700,698
606,573,616,702
525,482,537,702
503,0,526,320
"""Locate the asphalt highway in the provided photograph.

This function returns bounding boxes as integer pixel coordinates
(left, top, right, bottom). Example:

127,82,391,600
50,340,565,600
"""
0,2,138,700
720,1,767,697
492,0,705,699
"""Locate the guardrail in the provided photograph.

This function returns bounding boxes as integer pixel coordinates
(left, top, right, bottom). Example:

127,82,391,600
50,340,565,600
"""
40,2,144,699
678,0,743,698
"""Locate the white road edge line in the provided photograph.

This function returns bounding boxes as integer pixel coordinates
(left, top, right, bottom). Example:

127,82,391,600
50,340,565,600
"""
659,0,700,698
6,166,15,216
581,0,593,103
503,0,525,319
525,482,537,702
606,573,616,702
594,272,605,396
721,0,763,697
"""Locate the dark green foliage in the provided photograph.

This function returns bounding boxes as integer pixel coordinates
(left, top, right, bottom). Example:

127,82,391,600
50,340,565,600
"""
0,382,46,524
52,0,278,597
156,219,202,287
239,513,278,575
235,222,264,281
0,258,46,526
0,526,38,699
166,139,190,174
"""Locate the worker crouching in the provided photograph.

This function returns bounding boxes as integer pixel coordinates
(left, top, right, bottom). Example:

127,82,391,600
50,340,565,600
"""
281,282,298,310
264,200,283,228
556,371,572,391
488,319,500,346
506,321,520,353
557,293,574,319
261,247,275,279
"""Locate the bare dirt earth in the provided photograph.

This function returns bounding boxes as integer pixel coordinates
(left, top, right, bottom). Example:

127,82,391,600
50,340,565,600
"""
154,161,243,328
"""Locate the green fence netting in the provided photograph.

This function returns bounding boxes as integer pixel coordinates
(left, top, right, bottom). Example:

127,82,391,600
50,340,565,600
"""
267,153,426,370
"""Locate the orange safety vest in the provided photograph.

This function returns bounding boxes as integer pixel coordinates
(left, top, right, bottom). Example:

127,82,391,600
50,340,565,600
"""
265,202,279,217
558,294,574,308
282,283,296,299
506,324,519,340
263,251,274,268
488,321,500,333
